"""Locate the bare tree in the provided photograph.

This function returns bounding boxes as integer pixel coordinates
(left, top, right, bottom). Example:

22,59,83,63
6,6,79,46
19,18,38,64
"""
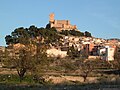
75,60,95,82
3,43,48,82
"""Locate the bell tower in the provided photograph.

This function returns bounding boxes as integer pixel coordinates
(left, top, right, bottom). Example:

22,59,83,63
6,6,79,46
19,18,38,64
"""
49,13,54,23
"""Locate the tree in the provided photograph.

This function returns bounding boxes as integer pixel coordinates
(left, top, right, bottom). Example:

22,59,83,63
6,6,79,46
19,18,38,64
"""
61,58,77,73
5,35,13,45
84,31,92,37
3,46,35,82
28,25,39,37
60,30,84,37
60,30,69,36
17,49,33,82
5,27,31,45
46,23,51,29
75,60,95,82
3,43,49,82
67,45,80,59
31,44,51,84
5,25,62,46
4,25,56,83
69,30,84,36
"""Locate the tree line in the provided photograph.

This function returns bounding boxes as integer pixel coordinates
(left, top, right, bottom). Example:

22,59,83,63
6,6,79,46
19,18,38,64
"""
5,25,92,45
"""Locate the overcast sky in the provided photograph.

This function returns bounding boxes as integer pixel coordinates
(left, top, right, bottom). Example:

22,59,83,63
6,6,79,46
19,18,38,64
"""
0,0,120,46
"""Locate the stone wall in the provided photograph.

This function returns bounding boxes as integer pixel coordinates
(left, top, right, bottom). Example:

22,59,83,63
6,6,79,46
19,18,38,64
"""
49,13,77,31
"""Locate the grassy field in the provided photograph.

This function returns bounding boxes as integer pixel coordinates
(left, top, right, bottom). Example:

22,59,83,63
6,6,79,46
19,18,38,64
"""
0,67,120,90
0,82,120,90
0,74,120,90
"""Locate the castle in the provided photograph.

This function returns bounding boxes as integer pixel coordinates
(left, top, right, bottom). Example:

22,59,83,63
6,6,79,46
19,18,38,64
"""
49,13,77,31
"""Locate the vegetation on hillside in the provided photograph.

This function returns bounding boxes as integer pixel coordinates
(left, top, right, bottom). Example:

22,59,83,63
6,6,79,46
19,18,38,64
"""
1,25,120,87
60,30,92,37
5,26,60,45
5,25,92,45
111,47,120,74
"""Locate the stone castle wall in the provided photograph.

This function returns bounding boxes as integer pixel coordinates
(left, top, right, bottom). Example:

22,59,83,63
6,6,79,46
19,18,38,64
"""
49,13,77,31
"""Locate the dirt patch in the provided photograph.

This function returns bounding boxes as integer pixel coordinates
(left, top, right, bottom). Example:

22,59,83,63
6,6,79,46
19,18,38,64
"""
0,68,17,75
45,75,99,84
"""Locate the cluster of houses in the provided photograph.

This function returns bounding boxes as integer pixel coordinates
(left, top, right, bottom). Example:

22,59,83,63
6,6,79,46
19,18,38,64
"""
0,35,120,61
47,36,120,61
46,13,120,61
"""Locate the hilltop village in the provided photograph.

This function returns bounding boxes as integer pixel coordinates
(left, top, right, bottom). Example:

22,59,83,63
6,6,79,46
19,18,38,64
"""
0,13,120,62
0,13,120,87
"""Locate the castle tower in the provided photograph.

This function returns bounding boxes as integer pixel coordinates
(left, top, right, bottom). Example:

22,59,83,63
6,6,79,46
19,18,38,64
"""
49,13,55,23
48,13,77,31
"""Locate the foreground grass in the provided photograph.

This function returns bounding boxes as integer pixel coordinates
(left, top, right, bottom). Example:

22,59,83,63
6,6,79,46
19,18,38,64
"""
0,74,120,90
0,82,120,90
0,74,38,85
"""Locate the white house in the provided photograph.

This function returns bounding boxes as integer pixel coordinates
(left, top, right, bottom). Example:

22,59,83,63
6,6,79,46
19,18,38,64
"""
105,46,115,61
46,48,67,58
101,46,115,61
